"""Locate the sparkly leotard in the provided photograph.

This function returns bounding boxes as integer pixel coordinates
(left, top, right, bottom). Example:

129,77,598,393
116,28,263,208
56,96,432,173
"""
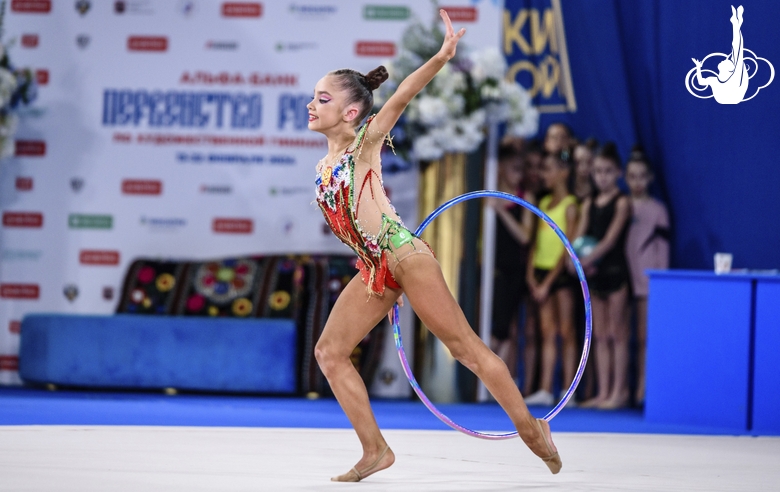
315,116,433,297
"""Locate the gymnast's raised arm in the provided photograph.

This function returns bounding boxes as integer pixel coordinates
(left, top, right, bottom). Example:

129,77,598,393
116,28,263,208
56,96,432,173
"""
371,9,465,135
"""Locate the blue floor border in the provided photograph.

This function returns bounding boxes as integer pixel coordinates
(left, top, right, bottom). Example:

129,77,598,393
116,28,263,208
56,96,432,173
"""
0,388,775,436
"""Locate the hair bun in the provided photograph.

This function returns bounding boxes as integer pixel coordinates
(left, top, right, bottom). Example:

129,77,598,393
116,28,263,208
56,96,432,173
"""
364,66,389,91
630,144,646,162
598,141,621,164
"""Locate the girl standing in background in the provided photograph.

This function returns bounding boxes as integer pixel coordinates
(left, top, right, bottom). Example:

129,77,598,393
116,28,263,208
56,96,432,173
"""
524,151,578,407
488,145,534,382
625,147,669,406
576,143,632,409
573,138,598,202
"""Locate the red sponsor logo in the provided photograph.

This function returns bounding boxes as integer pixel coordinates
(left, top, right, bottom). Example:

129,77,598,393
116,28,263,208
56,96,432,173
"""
21,34,39,48
122,179,162,195
0,284,40,299
15,140,46,156
222,2,262,17
128,36,168,52
16,177,33,191
9,321,21,334
11,0,51,13
355,41,395,57
79,250,120,265
35,69,49,85
213,218,253,234
2,212,43,228
0,356,19,371
440,6,477,22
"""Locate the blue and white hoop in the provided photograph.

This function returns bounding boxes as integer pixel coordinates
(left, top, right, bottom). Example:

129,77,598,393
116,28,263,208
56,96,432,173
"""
391,190,592,440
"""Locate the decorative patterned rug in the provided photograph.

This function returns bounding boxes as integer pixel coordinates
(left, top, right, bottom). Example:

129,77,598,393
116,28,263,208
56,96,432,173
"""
117,256,386,396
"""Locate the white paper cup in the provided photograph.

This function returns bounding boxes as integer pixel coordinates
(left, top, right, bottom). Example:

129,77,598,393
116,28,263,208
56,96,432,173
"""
714,253,733,274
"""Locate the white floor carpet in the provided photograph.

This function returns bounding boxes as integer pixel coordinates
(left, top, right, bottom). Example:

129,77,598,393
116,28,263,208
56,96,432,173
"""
2,426,778,491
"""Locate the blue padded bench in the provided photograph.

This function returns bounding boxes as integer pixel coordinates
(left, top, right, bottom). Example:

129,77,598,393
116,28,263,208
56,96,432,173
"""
18,314,297,394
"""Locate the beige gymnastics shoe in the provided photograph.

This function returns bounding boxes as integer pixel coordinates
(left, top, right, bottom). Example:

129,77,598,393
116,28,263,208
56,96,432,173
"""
331,445,391,482
536,418,562,474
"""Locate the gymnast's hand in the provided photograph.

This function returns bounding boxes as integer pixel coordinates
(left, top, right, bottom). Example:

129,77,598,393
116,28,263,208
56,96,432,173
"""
438,9,466,61
387,295,404,323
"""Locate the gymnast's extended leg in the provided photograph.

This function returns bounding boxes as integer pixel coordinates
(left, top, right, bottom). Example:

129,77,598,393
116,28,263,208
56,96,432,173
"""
395,254,561,472
314,274,401,481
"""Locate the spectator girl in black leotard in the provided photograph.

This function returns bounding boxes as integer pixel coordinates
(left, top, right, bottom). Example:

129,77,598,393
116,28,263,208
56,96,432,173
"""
573,143,632,409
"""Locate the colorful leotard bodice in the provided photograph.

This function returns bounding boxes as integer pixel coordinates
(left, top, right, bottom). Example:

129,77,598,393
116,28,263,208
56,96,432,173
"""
314,116,432,297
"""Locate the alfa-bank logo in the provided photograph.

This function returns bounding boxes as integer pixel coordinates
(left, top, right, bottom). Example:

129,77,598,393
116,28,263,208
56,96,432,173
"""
686,5,774,104
222,2,262,17
0,284,40,299
11,0,51,13
16,177,33,191
21,34,39,48
80,250,120,265
9,321,21,334
355,41,395,57
122,179,162,195
440,6,477,22
128,36,168,52
0,356,19,371
15,140,46,156
213,218,253,234
36,69,49,85
2,212,43,228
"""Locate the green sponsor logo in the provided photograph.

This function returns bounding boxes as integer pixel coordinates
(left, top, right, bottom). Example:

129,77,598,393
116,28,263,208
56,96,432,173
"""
363,5,410,20
68,214,113,229
390,229,413,249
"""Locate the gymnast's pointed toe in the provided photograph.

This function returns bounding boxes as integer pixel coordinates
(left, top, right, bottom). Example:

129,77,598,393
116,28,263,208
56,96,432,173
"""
536,418,562,474
331,445,393,482
331,468,361,482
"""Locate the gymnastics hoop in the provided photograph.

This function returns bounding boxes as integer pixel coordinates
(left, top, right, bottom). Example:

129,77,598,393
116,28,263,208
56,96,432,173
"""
391,190,592,440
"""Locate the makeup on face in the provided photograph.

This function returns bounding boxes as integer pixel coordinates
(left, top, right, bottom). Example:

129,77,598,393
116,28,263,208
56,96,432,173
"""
307,77,341,127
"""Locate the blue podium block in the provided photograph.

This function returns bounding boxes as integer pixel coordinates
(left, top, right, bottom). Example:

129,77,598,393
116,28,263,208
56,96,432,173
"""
754,278,780,434
19,314,298,394
646,271,752,431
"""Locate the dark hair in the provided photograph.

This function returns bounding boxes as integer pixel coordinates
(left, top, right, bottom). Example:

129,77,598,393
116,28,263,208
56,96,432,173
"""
546,122,573,139
541,148,574,194
498,143,520,162
329,66,388,126
525,139,543,155
627,144,654,174
596,141,621,168
582,137,599,152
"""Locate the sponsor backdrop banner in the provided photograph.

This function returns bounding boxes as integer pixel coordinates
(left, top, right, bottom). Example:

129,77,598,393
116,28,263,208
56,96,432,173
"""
0,0,501,384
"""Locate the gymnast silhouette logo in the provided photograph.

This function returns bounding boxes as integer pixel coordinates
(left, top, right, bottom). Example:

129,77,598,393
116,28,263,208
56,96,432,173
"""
685,5,774,104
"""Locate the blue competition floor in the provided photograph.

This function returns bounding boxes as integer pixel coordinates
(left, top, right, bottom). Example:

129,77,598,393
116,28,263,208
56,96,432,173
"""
0,387,765,436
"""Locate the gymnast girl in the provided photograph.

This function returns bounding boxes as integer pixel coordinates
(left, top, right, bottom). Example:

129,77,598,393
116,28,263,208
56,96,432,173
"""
308,9,561,483
624,147,669,406
575,143,632,409
523,151,579,407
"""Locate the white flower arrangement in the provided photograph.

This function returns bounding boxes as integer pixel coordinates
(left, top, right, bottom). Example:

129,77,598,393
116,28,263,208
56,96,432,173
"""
374,15,538,161
0,11,38,160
